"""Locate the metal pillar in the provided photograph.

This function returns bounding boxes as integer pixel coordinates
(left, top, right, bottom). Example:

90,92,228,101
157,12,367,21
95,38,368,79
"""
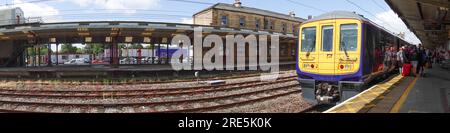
166,41,170,64
25,46,29,67
111,37,119,68
37,45,41,67
56,43,59,65
157,43,161,64
47,43,52,67
33,45,36,67
179,42,183,64
151,38,155,64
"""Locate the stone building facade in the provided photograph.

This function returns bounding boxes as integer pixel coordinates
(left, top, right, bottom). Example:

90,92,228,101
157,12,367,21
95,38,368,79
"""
193,0,305,62
193,0,305,35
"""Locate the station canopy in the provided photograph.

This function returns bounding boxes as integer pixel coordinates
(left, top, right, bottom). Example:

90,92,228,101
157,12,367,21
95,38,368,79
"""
386,0,450,48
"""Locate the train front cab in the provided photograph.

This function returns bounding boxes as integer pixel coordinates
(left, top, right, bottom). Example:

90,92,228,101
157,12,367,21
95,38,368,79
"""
297,18,364,104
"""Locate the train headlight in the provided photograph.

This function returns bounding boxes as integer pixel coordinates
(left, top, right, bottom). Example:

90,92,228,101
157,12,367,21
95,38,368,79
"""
342,65,352,70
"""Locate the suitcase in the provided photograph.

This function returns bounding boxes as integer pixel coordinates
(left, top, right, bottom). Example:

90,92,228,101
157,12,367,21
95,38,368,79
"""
402,63,411,76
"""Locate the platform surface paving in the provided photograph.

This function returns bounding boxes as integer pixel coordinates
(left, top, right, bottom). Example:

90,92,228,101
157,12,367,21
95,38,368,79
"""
398,66,450,113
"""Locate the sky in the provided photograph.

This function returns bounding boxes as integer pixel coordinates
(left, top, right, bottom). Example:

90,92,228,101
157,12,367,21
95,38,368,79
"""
0,0,422,48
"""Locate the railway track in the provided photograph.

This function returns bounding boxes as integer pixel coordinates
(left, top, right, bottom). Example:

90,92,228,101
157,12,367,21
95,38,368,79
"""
0,75,300,113
0,76,296,97
0,70,296,86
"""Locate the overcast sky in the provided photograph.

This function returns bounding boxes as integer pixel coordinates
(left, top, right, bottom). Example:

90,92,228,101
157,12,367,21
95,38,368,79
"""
0,0,421,46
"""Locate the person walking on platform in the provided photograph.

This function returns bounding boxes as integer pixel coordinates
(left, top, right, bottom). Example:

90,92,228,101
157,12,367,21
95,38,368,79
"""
397,46,407,74
409,45,419,77
417,46,427,77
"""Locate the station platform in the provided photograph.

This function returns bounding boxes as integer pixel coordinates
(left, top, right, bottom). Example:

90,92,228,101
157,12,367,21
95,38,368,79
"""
325,64,450,113
0,61,296,79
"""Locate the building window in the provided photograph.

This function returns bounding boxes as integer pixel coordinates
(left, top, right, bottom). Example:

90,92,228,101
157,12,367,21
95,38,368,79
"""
239,17,245,27
221,16,228,26
255,18,260,29
264,18,269,29
270,21,275,30
282,23,287,32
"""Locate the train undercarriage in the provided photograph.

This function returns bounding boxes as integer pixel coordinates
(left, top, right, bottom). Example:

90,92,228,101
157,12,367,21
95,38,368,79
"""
299,79,365,104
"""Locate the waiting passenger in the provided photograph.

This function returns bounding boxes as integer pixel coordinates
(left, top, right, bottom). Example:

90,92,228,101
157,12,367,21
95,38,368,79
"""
417,46,427,77
383,47,392,71
409,45,418,77
390,47,397,71
397,47,407,74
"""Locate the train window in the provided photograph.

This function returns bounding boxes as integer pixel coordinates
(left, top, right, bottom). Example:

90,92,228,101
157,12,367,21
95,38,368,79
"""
301,27,316,52
321,25,333,52
340,24,358,51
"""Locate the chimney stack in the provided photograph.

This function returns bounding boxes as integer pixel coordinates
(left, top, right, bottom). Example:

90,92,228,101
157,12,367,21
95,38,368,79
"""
234,0,242,8
289,11,296,17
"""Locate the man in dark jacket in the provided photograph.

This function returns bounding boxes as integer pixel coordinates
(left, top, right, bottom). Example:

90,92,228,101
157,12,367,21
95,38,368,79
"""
417,46,427,77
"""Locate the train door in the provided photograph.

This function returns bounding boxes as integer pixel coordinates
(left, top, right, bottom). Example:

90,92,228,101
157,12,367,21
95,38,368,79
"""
318,21,336,76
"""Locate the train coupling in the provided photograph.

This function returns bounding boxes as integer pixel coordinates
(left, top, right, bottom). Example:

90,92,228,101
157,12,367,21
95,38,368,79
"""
316,96,334,104
315,83,339,104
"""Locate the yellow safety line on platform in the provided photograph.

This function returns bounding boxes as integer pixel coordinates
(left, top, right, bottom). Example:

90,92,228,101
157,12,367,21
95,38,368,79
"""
389,77,419,113
324,74,404,113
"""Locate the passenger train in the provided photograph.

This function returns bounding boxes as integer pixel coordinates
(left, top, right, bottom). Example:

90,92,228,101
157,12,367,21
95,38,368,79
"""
296,11,412,104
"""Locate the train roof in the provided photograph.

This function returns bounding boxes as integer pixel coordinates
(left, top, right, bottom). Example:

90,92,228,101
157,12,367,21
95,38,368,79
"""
304,11,369,23
304,11,410,44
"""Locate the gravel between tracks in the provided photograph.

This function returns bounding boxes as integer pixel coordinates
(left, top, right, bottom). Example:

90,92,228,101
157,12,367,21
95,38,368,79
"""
0,70,312,113
0,70,297,91
204,92,313,113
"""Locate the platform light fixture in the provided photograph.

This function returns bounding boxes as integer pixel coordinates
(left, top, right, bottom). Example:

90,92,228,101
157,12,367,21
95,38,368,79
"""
26,34,35,38
143,37,151,43
145,28,155,31
105,37,111,42
78,32,90,36
77,27,88,31
85,37,92,43
125,36,133,43
50,37,56,43
176,29,185,33
142,32,152,36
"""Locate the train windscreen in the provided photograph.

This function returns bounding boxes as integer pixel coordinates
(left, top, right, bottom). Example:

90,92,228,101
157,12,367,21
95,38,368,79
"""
301,27,316,52
340,24,358,51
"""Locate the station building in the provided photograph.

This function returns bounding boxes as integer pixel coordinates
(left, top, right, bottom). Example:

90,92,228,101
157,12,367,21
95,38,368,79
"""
0,0,303,70
193,0,305,62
